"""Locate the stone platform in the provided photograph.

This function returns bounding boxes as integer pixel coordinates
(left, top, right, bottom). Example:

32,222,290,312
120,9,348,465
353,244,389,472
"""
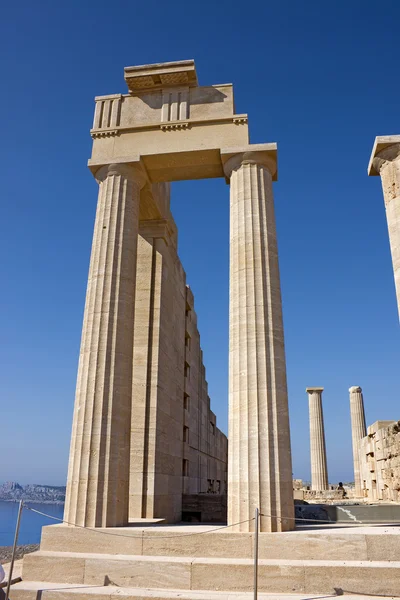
296,502,400,523
9,523,400,599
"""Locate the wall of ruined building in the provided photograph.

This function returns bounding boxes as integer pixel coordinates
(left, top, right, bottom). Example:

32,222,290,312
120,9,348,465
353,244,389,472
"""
359,420,400,502
130,210,227,523
182,286,228,498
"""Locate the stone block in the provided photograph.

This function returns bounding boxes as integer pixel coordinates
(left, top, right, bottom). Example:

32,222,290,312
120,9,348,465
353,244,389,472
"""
10,582,113,600
83,555,191,589
191,558,305,593
366,533,400,561
22,551,85,584
258,532,368,561
40,525,143,556
142,531,251,558
304,562,400,596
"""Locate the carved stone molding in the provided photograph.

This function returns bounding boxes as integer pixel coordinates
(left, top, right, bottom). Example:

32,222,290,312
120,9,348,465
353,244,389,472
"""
90,129,119,139
233,116,248,125
372,143,400,175
94,162,147,188
223,150,277,179
160,122,190,131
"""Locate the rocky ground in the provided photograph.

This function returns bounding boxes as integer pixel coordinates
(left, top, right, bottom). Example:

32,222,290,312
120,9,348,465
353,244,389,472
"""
0,544,39,565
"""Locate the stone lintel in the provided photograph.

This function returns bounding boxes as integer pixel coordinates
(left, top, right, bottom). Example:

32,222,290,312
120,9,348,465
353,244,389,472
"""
368,135,400,176
94,93,123,102
139,218,175,245
306,387,324,393
124,60,198,94
88,144,277,187
221,143,278,182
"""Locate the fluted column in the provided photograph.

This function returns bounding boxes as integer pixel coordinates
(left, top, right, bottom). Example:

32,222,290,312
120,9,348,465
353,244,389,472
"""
224,148,294,533
306,387,328,491
369,137,400,320
64,162,146,527
129,217,182,523
349,386,367,497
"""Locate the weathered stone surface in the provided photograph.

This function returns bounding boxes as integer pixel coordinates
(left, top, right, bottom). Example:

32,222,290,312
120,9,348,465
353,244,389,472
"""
129,201,227,523
306,388,328,491
224,150,293,532
64,163,145,528
359,419,400,501
349,386,367,497
369,136,400,320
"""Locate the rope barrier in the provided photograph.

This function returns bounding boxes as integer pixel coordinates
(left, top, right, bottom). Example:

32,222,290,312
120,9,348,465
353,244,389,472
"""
24,505,255,538
25,503,385,532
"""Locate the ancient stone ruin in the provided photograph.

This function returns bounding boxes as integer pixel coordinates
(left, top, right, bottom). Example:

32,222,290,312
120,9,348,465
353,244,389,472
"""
11,61,400,600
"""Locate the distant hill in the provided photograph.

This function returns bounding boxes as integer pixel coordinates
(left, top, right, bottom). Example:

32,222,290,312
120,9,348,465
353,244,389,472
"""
0,481,65,504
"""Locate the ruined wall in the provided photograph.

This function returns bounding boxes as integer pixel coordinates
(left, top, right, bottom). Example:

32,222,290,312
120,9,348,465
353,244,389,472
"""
182,286,228,499
359,420,400,502
130,189,227,523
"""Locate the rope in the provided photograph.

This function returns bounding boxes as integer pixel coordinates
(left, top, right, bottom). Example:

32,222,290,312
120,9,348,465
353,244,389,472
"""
25,503,378,531
24,506,255,538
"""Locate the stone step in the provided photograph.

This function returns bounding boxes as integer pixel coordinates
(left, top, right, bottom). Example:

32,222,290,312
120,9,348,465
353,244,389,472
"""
21,550,400,596
40,523,400,561
10,581,400,600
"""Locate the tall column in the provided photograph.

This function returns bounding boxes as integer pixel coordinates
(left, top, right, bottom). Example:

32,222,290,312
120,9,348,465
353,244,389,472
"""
224,148,294,533
306,387,328,491
369,137,400,319
129,218,184,524
349,386,367,498
64,162,146,528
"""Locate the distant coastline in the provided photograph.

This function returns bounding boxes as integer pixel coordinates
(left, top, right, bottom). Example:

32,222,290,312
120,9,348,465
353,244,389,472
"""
0,499,64,505
0,482,66,506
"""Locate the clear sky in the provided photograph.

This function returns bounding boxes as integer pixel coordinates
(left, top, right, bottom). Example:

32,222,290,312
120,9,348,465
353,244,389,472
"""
1,0,399,486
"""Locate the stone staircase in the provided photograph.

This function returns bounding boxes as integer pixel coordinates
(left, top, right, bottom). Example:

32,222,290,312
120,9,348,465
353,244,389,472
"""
9,523,400,599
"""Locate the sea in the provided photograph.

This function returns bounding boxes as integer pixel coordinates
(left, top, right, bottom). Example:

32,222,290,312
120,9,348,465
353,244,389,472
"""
0,500,65,546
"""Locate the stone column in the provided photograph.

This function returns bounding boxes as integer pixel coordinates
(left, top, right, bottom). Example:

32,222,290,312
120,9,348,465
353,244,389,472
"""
129,217,184,524
64,162,146,528
306,387,329,491
224,149,294,533
369,137,400,319
349,386,367,497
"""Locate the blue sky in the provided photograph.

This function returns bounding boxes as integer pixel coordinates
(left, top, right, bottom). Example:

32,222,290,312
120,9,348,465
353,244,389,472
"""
1,0,399,486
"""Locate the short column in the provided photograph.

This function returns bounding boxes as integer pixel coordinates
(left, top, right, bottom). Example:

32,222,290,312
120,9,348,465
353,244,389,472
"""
224,149,294,532
64,162,146,528
349,386,367,498
306,387,329,491
369,137,400,320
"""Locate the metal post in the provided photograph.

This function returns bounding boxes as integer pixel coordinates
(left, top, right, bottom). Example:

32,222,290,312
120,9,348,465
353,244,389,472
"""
5,500,23,600
254,507,259,600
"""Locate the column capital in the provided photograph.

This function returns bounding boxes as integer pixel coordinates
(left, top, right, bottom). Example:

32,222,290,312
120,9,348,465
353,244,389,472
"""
221,143,278,181
306,387,324,394
368,136,400,176
93,162,147,188
349,386,362,393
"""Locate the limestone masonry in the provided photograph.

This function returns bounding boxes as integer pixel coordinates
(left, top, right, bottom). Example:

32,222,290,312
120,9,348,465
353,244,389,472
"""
130,207,228,524
63,59,294,533
369,135,400,320
359,420,400,502
11,61,400,600
306,387,328,491
349,386,367,498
